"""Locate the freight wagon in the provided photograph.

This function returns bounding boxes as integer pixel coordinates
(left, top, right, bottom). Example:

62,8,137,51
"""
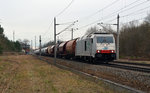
34,33,116,63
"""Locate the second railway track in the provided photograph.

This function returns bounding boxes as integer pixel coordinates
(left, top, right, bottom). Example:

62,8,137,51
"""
103,62,150,73
43,55,150,73
36,55,150,93
113,61,150,67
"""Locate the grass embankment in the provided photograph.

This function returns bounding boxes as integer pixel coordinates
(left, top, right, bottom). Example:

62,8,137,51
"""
0,55,115,93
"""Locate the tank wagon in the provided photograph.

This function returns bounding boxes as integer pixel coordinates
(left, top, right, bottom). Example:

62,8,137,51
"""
34,33,116,63
41,47,48,56
58,41,68,58
47,46,52,55
48,45,55,56
65,39,77,59
34,49,40,55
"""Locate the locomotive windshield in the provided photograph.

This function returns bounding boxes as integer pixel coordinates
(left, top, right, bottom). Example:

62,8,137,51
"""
97,36,113,43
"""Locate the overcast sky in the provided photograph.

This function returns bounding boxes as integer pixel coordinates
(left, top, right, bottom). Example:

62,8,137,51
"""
0,0,150,47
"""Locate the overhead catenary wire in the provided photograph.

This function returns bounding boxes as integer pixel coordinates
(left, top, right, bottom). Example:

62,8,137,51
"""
99,0,149,23
101,0,143,19
107,7,150,23
58,20,78,25
78,0,141,29
77,0,150,30
42,38,52,45
39,20,54,45
120,5,150,18
78,20,100,30
106,9,150,23
41,0,75,45
43,0,120,37
42,0,150,45
77,0,141,24
57,21,77,35
41,20,78,43
120,17,147,26
42,20,54,37
105,18,117,23
55,0,74,17
78,0,120,21
118,0,150,14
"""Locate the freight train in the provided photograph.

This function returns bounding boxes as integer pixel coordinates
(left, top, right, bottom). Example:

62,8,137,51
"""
34,33,116,63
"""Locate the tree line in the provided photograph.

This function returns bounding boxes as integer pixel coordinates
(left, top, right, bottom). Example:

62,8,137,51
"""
0,25,22,54
120,14,150,59
85,14,150,59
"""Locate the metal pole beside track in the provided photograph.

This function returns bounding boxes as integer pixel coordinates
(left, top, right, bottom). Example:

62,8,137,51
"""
39,35,41,56
117,14,120,60
35,36,36,49
54,17,57,64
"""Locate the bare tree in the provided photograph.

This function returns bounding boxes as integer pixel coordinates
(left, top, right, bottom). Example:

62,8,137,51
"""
85,25,116,36
85,26,99,35
23,39,30,45
145,14,150,23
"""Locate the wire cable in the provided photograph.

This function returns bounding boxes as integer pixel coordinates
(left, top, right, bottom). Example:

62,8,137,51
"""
106,8,150,23
94,0,144,23
121,17,146,25
57,22,75,35
119,0,150,14
56,0,74,17
58,20,78,25
121,5,150,18
78,0,120,21
78,0,149,30
78,19,100,30
42,20,54,37
100,0,147,22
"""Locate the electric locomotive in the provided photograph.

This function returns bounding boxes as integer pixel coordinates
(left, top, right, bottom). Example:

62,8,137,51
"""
75,33,116,62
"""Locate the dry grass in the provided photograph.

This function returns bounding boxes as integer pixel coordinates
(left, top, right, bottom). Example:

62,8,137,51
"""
0,55,116,93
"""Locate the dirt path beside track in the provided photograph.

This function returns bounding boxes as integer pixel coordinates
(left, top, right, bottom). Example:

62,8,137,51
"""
0,55,116,93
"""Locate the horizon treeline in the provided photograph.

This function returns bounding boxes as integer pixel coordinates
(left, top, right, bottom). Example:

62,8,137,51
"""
0,25,22,54
120,15,150,59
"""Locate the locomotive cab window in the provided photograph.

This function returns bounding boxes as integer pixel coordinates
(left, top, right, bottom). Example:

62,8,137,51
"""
91,39,93,43
97,36,113,43
85,41,87,51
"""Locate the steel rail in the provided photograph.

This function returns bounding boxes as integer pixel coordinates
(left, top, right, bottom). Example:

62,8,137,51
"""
36,56,145,93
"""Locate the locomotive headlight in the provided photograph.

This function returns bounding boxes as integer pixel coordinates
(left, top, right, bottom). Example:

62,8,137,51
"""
111,50,115,53
97,50,100,53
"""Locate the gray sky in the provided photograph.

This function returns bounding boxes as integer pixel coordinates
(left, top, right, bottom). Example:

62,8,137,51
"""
0,0,150,47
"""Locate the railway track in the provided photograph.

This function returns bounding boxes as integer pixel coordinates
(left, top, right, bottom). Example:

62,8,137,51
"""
56,56,150,73
36,55,145,93
103,62,150,73
113,61,150,67
40,55,150,73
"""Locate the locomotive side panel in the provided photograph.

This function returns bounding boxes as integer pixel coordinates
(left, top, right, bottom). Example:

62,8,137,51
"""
75,33,116,62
